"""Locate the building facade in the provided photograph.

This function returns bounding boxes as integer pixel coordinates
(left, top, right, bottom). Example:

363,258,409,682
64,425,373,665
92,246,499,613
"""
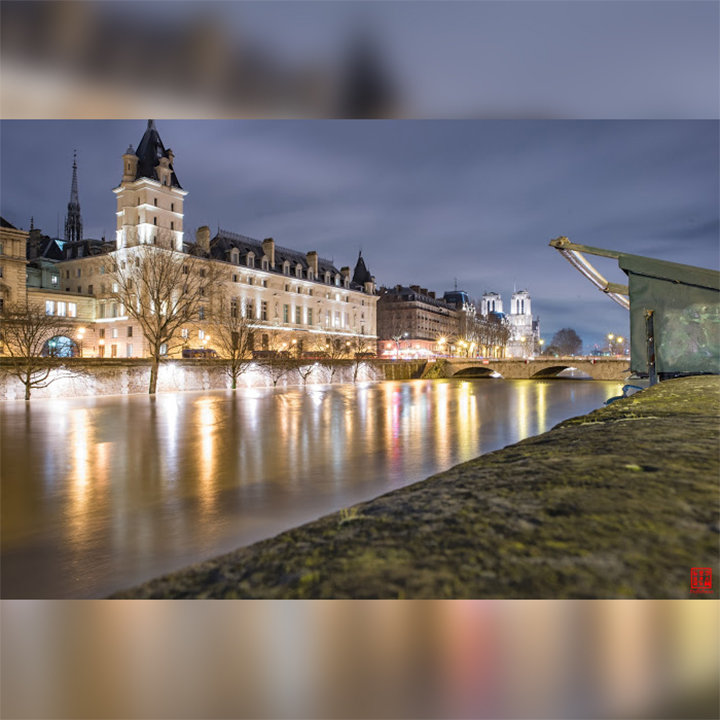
481,289,540,358
377,285,458,357
31,121,378,359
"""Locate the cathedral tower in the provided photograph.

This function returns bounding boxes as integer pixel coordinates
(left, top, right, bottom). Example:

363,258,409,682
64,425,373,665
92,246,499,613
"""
114,120,187,252
64,151,83,243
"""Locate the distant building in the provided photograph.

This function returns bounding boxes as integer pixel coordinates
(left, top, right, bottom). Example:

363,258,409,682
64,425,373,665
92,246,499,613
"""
377,285,458,357
480,289,540,358
0,217,29,310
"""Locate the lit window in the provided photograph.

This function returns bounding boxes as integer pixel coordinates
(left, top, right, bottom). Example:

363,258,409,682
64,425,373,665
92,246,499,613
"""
295,307,302,324
45,300,55,315
112,328,118,339
68,303,77,318
57,301,67,317
181,328,189,339
199,330,205,340
126,344,133,357
159,342,168,355
51,274,59,286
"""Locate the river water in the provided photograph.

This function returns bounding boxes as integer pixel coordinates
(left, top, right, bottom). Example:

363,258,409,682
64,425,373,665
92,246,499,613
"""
1,379,621,598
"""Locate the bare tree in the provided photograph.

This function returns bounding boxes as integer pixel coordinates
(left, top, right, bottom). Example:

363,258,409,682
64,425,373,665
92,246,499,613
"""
0,300,77,400
108,231,220,394
210,297,257,390
257,329,296,387
314,334,349,381
347,331,375,382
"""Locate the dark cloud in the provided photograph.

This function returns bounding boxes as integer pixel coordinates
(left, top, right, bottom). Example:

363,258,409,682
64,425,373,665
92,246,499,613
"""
1,120,717,348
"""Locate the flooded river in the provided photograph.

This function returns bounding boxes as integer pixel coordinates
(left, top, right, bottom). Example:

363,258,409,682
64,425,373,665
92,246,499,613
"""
1,379,621,598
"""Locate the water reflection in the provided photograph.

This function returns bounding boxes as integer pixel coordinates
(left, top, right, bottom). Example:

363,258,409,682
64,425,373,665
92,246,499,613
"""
1,379,621,598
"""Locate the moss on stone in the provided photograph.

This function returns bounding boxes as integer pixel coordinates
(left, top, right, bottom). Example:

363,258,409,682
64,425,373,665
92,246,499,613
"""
111,376,720,599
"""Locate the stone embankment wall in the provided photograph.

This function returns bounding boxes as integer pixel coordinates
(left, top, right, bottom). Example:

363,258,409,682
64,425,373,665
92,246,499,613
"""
0,358,428,401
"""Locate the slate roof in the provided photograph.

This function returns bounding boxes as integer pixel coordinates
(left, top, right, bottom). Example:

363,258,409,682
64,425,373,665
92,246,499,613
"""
443,290,470,308
132,120,182,189
352,251,373,286
210,228,373,292
380,285,454,310
62,239,114,260
1,216,17,229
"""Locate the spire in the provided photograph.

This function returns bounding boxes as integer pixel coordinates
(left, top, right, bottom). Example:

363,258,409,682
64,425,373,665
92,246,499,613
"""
64,150,83,243
30,216,34,231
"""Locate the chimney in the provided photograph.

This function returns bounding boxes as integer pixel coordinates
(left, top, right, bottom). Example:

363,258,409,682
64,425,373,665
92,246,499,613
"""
410,285,421,293
428,291,436,299
197,225,210,254
306,250,319,276
341,266,351,278
167,148,175,165
263,237,275,267
420,288,428,296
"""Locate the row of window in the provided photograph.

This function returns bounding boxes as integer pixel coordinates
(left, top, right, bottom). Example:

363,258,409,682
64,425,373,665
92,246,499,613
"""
228,251,350,287
64,266,107,279
98,343,134,358
98,326,133,339
45,300,77,317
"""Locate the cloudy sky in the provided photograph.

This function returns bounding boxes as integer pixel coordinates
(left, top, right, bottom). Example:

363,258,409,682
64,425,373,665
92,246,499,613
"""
1,120,718,348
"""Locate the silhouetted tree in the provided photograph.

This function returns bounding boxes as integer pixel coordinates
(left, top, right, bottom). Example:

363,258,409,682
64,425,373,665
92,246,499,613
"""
549,328,583,356
210,297,257,390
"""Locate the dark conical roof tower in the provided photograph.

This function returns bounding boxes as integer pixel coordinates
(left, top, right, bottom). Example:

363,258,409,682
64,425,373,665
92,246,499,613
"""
133,120,182,188
64,151,83,243
352,250,373,286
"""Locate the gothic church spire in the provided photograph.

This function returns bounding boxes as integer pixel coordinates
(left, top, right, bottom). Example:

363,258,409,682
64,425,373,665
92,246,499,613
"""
64,151,83,243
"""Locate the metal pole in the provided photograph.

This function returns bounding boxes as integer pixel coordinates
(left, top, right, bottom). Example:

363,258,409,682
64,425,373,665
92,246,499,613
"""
645,309,657,385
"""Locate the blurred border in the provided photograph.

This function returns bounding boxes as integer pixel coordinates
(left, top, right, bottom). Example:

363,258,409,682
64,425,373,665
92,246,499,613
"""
1,0,718,119
2,1,718,719
2,600,718,719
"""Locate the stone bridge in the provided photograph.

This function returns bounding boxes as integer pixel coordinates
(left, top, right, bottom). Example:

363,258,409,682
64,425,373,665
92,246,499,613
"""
435,357,631,381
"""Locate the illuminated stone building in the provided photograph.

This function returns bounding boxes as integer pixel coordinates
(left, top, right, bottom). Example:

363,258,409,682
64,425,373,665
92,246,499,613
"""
54,121,378,358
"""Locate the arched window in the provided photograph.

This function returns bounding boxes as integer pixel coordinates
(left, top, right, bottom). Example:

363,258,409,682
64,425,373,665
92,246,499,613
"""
295,264,303,278
324,272,331,284
307,269,314,281
262,257,269,271
246,252,255,268
335,274,341,286
231,248,239,264
283,262,290,275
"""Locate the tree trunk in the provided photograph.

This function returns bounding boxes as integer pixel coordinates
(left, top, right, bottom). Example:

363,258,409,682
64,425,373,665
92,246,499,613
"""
231,372,237,390
149,354,160,394
24,382,31,401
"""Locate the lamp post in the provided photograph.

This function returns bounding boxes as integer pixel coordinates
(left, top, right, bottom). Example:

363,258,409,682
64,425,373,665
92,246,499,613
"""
538,338,545,356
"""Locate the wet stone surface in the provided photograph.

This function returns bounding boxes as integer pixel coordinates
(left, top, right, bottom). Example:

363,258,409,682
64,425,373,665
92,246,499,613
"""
112,376,720,599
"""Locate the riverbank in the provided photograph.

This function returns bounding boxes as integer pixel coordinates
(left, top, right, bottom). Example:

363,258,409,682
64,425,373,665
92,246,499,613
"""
112,376,719,599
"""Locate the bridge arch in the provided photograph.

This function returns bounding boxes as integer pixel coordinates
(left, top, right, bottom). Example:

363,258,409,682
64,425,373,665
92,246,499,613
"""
530,365,596,380
452,366,500,379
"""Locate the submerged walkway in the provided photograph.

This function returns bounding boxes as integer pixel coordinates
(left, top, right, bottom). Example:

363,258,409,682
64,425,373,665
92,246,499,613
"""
112,376,720,599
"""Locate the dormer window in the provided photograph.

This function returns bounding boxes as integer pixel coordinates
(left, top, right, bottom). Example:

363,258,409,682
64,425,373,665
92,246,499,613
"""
262,257,269,271
295,264,303,278
247,252,255,268
325,272,331,284
335,275,341,286
231,248,239,264
344,278,350,288
283,262,290,275
307,270,314,281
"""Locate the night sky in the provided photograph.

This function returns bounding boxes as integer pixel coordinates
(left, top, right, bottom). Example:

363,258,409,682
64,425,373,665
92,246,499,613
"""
1,120,718,348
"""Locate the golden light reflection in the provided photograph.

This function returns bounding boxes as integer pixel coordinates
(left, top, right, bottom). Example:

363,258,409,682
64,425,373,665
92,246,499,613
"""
536,381,548,435
516,381,529,440
66,408,99,552
196,397,221,518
